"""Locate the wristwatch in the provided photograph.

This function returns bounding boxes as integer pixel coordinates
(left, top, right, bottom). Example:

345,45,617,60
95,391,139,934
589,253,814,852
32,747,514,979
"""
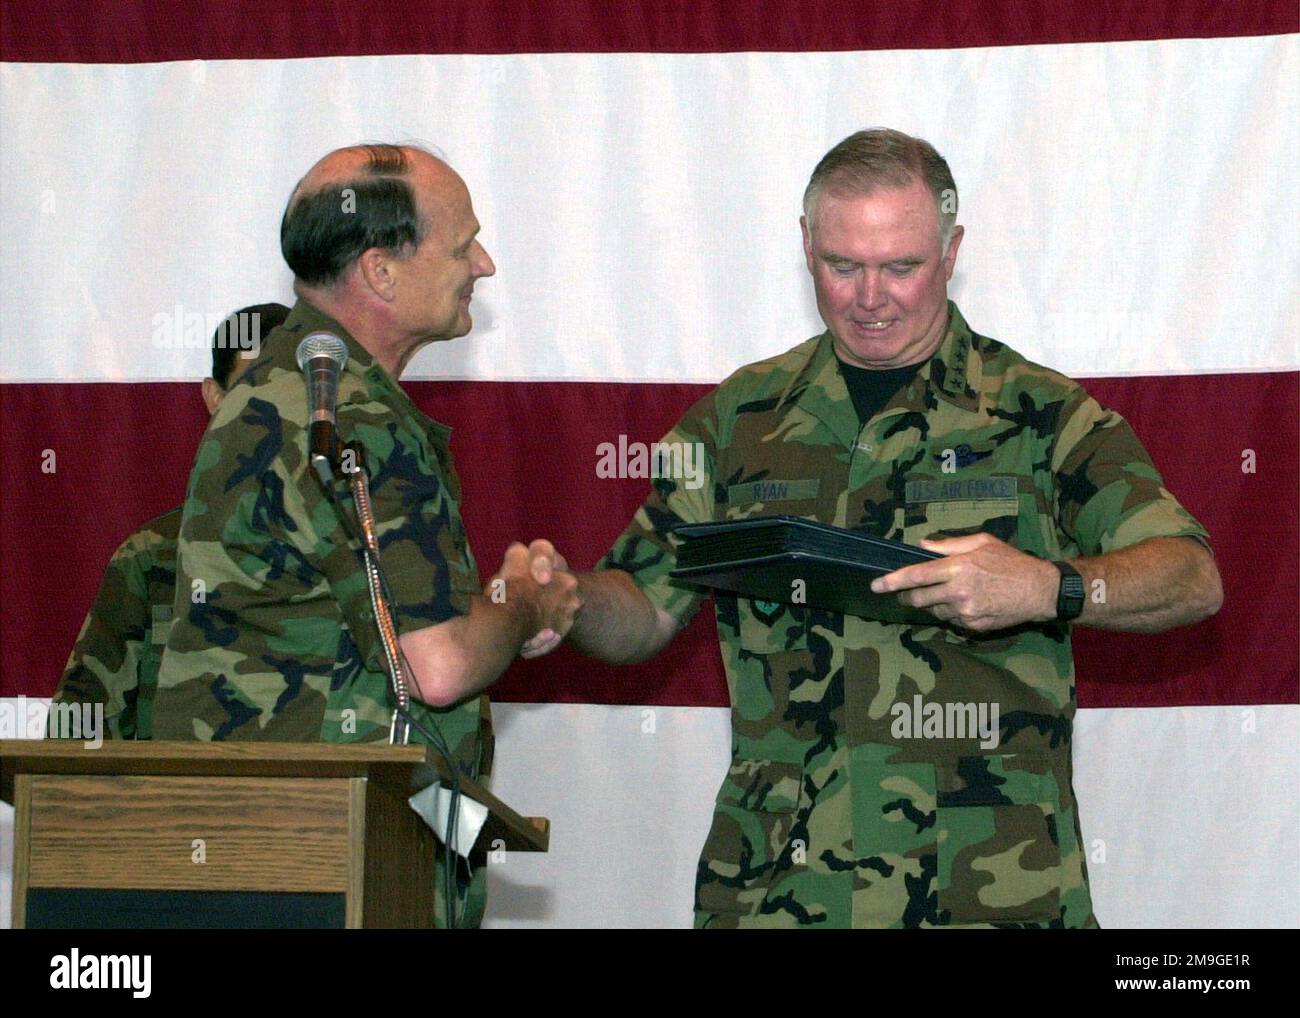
1052,561,1085,621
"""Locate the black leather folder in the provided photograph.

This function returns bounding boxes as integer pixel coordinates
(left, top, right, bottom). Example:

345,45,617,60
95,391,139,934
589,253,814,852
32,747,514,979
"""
670,515,942,623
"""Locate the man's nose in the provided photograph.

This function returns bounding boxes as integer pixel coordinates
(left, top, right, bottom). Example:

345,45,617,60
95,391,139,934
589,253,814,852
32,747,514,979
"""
472,240,496,278
855,270,883,309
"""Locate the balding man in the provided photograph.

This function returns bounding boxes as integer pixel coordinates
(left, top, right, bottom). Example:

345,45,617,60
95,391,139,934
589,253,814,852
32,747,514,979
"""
532,128,1221,928
155,145,578,927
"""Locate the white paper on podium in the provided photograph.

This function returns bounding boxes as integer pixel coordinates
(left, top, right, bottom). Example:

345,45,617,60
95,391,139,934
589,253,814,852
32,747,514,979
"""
408,782,489,861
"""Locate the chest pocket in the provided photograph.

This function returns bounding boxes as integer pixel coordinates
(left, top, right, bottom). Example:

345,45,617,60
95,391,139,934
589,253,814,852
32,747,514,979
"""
906,497,1020,544
902,475,1020,544
901,476,1030,646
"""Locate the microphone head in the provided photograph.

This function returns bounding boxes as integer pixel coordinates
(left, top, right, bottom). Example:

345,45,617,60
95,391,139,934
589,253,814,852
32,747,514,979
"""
296,332,349,372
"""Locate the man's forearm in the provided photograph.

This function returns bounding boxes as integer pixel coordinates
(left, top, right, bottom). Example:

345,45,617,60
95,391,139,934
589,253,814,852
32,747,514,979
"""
569,570,676,664
883,532,1223,634
400,593,541,707
1069,536,1223,633
401,544,582,706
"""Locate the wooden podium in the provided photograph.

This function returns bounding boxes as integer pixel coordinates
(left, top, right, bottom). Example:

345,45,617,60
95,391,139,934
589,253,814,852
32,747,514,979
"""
0,740,548,929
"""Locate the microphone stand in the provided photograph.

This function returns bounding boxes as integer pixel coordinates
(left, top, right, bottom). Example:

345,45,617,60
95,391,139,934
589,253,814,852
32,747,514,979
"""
315,437,412,746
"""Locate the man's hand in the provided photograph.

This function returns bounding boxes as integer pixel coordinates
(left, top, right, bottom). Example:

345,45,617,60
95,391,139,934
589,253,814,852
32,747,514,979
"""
513,539,572,659
492,539,581,647
521,538,569,585
489,539,575,659
516,543,681,664
871,532,1058,632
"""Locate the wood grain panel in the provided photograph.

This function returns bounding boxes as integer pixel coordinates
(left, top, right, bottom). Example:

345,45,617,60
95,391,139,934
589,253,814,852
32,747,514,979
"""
12,774,31,928
345,777,366,929
28,775,351,892
362,776,436,928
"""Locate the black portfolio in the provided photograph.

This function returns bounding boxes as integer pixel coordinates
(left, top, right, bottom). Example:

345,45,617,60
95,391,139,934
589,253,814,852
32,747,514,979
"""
670,515,941,623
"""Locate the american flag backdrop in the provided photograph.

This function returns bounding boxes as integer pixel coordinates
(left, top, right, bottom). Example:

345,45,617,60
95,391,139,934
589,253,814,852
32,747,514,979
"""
0,1,1296,927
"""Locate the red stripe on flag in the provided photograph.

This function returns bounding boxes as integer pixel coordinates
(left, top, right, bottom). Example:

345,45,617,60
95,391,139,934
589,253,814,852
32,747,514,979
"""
1,373,1295,708
2,0,1296,63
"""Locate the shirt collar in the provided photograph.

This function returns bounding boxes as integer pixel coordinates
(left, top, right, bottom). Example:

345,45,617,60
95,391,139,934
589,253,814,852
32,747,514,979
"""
273,299,378,375
269,299,452,445
777,301,983,448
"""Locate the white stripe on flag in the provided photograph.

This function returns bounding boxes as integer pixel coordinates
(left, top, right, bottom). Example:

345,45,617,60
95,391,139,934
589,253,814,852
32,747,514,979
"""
2,35,1297,385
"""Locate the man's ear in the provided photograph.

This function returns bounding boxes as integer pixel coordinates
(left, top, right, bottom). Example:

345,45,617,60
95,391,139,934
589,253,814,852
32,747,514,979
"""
942,224,964,280
800,215,815,274
357,247,398,301
201,377,224,416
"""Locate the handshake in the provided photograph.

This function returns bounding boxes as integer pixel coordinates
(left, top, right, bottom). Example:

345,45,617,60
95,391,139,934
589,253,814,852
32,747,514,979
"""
488,539,579,660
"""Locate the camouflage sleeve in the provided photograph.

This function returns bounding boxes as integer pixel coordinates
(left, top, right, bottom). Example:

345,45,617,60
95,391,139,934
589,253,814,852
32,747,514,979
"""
1050,387,1211,557
50,534,151,739
246,378,476,647
597,389,720,626
346,410,479,633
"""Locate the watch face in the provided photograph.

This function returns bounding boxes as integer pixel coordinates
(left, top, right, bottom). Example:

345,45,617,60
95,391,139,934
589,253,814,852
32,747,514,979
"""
1057,563,1085,620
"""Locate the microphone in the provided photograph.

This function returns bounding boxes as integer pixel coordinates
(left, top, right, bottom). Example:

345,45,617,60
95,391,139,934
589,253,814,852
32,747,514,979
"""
296,332,349,485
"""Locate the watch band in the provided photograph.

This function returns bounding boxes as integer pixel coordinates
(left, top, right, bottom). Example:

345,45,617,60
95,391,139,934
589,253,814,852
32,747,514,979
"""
1053,561,1085,621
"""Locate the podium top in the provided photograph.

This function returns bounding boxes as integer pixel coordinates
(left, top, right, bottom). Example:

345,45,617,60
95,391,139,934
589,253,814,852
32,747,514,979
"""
0,739,548,853
1,738,428,777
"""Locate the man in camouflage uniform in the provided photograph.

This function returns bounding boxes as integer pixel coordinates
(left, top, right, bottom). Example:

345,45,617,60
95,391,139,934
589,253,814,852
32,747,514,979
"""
49,303,290,740
532,129,1223,927
154,144,580,926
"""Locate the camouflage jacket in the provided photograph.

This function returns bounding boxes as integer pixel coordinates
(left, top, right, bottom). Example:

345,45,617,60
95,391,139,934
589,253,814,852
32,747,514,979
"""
601,302,1210,928
155,299,491,771
49,507,181,740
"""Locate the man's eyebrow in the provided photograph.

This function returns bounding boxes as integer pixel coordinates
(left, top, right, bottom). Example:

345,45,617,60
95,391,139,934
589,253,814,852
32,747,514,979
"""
453,226,480,252
820,254,925,267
